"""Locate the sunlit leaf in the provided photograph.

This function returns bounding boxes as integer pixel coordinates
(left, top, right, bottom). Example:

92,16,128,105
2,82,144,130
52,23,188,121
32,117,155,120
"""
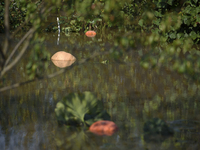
55,91,110,126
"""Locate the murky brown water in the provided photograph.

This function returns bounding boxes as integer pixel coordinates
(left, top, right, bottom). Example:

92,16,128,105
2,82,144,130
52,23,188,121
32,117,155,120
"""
1,31,200,150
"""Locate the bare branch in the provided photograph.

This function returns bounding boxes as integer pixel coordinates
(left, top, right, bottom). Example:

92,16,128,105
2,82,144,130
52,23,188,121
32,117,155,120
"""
10,18,31,39
0,44,6,70
4,28,35,66
0,45,5,60
0,28,36,78
3,0,10,54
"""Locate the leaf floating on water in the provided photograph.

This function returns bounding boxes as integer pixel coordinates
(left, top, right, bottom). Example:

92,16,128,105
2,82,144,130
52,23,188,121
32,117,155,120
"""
51,51,76,68
55,91,111,126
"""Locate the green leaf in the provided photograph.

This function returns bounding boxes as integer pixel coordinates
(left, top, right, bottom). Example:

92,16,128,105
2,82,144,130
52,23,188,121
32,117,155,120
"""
55,91,110,126
167,0,173,5
189,31,197,40
193,0,198,4
196,15,200,23
154,11,162,17
169,32,176,39
138,19,143,27
26,61,32,69
177,33,183,39
153,19,160,26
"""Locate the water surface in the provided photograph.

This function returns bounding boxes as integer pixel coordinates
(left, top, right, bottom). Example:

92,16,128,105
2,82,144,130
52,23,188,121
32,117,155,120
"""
1,31,200,150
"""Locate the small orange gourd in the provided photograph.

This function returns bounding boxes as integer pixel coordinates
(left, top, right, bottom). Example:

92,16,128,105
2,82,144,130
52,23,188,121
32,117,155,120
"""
85,31,96,37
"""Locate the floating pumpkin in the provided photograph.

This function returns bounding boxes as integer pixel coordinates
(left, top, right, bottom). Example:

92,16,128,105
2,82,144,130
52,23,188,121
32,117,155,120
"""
51,51,76,68
85,31,96,37
89,120,118,136
91,3,96,10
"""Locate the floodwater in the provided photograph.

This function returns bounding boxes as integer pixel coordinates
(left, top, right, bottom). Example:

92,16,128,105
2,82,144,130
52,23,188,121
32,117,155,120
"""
1,30,200,150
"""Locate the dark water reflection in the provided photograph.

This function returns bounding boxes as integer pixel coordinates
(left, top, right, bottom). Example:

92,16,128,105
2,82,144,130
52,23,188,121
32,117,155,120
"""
1,32,200,150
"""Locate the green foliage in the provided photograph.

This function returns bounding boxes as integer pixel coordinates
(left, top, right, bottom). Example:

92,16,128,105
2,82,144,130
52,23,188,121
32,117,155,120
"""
135,0,200,81
2,0,200,82
143,118,174,135
0,1,4,32
0,0,26,32
139,0,200,42
55,91,110,126
50,0,146,32
60,17,82,32
26,35,50,79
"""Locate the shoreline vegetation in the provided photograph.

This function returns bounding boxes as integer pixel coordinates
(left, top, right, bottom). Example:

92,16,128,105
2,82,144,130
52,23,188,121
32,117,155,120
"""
1,0,200,91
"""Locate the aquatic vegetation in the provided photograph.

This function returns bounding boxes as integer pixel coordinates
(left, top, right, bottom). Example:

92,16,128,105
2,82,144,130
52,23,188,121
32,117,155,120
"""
143,118,174,136
55,91,110,126
89,120,118,136
26,38,51,79
2,0,200,149
2,0,200,83
51,51,76,68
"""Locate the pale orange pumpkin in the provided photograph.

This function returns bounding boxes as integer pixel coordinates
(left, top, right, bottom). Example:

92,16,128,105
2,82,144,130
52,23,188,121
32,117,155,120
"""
85,31,96,37
51,51,76,68
89,120,118,136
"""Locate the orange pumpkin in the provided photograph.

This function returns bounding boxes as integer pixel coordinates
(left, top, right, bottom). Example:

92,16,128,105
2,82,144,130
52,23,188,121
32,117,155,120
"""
85,31,96,37
89,120,118,136
51,51,76,68
91,3,96,9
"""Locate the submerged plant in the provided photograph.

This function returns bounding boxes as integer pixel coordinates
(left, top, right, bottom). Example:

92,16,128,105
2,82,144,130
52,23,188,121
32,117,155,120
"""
55,91,110,127
143,118,174,136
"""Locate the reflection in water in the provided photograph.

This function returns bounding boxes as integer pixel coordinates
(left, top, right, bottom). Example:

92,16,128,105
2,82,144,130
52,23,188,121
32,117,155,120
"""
2,60,200,149
57,17,60,45
51,60,76,68
51,51,76,68
0,124,49,150
89,120,118,136
1,32,200,150
0,128,5,150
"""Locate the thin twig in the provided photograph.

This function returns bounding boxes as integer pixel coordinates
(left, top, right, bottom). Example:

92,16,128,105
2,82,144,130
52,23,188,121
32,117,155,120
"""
10,2,50,38
6,5,53,66
1,5,55,78
0,28,35,77
4,28,35,66
10,18,31,39
0,44,6,70
0,45,5,60
3,0,10,54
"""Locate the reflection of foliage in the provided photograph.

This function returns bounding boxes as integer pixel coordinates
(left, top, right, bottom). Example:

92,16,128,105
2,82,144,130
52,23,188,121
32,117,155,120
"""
143,118,174,136
2,0,200,149
26,37,50,79
54,127,119,150
55,91,110,126
55,129,93,150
